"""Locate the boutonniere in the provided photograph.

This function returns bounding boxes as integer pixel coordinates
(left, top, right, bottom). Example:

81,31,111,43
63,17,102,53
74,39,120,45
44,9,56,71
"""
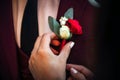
48,8,83,51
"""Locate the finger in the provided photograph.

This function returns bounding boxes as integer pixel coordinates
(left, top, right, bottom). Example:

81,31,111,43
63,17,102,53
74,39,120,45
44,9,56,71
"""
70,68,87,80
39,32,56,49
66,64,94,78
59,41,75,61
67,76,73,80
28,57,39,80
29,54,36,79
50,47,59,55
31,36,42,54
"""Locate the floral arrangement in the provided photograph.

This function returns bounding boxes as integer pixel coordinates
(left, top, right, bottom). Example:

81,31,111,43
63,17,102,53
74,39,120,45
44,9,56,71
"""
48,8,83,51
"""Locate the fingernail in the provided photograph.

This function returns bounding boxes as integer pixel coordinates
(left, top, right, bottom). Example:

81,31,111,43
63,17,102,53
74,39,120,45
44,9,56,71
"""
71,68,78,74
70,42,75,48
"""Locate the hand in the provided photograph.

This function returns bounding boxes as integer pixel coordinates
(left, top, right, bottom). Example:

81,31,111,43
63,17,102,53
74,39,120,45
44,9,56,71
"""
29,32,74,80
66,64,94,80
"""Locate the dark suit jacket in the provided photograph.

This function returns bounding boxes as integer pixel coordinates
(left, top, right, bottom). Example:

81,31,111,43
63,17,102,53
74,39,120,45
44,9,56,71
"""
0,0,100,80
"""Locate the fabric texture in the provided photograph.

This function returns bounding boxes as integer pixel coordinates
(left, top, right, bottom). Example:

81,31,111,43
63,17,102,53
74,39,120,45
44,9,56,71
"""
0,0,99,80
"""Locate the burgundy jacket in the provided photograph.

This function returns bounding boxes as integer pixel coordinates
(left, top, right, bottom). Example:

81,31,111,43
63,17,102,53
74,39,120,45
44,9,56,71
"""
0,0,100,80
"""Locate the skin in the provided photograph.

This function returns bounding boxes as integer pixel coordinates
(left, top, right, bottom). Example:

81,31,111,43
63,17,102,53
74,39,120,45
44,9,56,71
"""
12,1,95,80
29,32,94,80
66,64,94,80
29,32,74,80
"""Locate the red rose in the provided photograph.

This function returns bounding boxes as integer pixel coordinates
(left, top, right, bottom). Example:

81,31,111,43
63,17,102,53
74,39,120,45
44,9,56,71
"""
66,19,83,35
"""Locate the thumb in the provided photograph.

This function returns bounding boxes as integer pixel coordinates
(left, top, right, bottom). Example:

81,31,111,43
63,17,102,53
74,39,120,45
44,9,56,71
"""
70,68,87,80
59,41,75,61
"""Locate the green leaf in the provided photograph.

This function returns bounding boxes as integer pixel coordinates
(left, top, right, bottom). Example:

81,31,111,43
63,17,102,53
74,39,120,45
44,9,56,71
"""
64,8,73,19
48,16,61,37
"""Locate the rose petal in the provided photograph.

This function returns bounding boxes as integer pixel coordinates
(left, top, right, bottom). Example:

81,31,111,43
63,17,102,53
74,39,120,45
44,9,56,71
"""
67,19,83,35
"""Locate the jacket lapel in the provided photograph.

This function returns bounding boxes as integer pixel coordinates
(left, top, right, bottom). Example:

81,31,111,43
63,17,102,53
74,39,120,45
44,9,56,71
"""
0,0,19,79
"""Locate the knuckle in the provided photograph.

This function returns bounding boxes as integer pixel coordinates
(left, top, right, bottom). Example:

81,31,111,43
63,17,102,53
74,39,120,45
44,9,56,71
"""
41,33,50,41
38,48,48,54
38,48,44,53
37,49,49,60
42,33,49,37
29,53,35,65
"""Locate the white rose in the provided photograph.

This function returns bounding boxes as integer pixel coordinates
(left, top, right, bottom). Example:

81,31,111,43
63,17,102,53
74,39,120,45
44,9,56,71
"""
59,17,68,26
59,26,70,39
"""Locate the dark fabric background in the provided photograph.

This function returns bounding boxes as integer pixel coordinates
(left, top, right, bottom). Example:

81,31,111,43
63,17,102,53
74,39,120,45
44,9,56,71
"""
95,0,118,80
0,0,118,80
